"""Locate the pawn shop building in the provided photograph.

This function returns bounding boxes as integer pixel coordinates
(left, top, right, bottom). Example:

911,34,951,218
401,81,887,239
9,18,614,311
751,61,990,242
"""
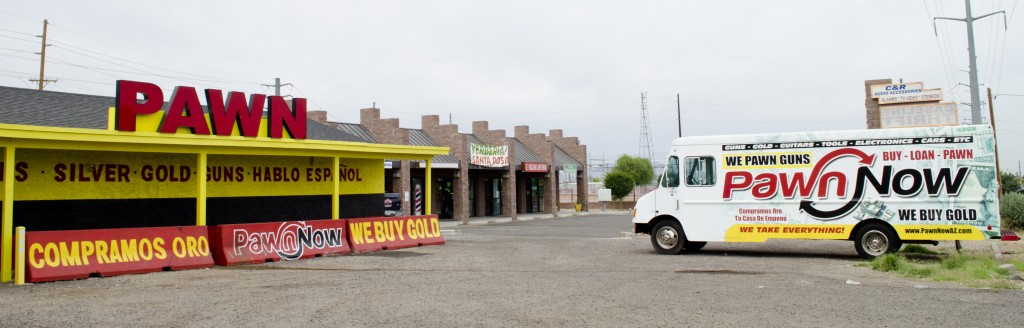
0,82,448,282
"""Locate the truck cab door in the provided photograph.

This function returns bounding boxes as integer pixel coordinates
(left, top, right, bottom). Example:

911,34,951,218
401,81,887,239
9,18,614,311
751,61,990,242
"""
655,156,681,218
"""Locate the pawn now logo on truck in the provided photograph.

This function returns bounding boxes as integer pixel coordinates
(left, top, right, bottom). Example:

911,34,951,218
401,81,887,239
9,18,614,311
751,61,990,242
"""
723,147,970,221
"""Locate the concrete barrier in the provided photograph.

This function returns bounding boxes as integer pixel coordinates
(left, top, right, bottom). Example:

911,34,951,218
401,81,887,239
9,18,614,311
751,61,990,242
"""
347,215,444,253
25,226,214,283
210,219,350,266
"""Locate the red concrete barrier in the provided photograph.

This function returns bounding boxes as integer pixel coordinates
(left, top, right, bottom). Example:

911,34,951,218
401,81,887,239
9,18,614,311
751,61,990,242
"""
25,226,214,283
347,215,444,253
210,219,350,266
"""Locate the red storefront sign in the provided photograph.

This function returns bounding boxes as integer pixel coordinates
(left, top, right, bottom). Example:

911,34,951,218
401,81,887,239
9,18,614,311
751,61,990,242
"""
209,219,350,266
347,216,444,253
115,80,307,139
522,162,548,173
26,226,214,283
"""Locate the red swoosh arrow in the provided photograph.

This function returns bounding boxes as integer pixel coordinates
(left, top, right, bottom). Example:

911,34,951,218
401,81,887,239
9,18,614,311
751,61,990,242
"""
806,148,874,196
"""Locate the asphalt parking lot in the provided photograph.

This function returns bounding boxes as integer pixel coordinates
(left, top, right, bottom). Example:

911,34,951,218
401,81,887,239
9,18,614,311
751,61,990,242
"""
1,214,1022,327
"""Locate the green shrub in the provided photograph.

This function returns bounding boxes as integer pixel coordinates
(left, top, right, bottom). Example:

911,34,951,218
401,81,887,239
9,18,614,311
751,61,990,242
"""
900,266,935,278
602,171,634,202
871,254,903,272
901,245,939,255
1001,172,1021,195
941,255,967,270
1002,192,1024,230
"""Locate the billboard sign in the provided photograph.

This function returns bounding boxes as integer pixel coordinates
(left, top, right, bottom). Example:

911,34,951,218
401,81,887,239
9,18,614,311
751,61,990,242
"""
563,164,577,176
878,88,943,105
522,162,548,173
870,82,924,98
470,144,509,167
879,102,958,128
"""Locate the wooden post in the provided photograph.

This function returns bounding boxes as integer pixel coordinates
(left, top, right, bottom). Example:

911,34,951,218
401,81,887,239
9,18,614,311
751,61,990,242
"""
988,88,1003,200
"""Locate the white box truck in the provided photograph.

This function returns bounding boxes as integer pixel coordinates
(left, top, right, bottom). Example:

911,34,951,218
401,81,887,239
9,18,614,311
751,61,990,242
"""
632,125,1003,258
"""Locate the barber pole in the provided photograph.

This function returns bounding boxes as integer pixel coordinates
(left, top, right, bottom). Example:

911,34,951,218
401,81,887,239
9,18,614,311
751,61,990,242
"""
415,183,423,216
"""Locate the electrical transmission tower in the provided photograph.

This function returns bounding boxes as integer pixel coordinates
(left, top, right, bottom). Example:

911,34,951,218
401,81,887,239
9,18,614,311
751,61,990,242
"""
638,92,654,163
932,0,1006,124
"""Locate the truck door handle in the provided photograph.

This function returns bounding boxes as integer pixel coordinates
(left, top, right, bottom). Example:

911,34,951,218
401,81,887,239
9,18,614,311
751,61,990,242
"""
676,200,679,210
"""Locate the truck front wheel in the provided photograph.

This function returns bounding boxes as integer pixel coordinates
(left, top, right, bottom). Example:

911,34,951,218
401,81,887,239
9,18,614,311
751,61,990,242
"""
651,220,686,255
684,241,707,251
854,223,899,259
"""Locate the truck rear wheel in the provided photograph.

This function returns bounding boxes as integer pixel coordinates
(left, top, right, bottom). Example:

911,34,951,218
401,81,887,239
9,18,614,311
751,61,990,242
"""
651,220,686,255
854,223,898,259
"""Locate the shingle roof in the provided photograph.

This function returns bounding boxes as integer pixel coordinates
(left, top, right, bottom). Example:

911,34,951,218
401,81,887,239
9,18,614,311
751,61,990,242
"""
331,122,378,143
0,86,362,142
554,145,581,167
0,86,112,129
407,129,458,164
511,138,545,165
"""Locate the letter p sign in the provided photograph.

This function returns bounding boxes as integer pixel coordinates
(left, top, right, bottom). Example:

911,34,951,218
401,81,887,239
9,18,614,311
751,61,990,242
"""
115,80,164,132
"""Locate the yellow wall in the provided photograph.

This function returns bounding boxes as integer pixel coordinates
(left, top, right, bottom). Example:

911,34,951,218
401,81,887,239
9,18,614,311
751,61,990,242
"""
0,150,384,200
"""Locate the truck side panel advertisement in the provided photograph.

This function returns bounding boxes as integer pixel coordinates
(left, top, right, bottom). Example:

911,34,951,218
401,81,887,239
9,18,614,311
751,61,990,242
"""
633,125,1000,257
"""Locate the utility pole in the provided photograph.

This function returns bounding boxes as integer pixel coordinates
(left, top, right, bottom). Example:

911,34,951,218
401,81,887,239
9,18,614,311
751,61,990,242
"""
262,78,292,96
676,93,682,138
933,0,1006,124
30,19,56,90
987,88,1002,198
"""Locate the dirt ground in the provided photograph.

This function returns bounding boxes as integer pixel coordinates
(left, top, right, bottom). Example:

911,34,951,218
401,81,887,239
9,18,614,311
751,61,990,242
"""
0,216,1020,327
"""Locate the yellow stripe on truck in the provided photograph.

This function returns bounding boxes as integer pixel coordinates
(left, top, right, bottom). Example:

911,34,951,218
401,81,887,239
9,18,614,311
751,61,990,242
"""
892,224,986,241
725,224,855,242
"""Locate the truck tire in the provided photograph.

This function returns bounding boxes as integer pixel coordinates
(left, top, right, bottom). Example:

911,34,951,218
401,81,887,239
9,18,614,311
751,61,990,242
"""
683,241,707,251
854,223,898,259
651,220,686,255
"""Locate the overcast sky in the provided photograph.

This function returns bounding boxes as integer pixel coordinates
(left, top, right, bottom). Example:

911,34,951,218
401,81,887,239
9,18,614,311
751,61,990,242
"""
1,1,1022,176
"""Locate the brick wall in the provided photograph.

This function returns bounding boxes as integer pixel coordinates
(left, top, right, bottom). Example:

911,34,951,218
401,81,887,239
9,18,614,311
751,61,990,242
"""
472,121,517,219
514,125,557,215
358,108,411,215
864,79,891,129
547,129,589,211
421,115,469,222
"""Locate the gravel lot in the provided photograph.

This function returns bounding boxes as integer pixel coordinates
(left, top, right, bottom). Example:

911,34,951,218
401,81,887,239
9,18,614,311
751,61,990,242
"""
1,214,1021,327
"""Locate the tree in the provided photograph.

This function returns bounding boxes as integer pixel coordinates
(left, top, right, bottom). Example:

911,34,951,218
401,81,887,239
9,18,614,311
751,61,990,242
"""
1002,172,1021,195
603,171,634,209
614,155,655,186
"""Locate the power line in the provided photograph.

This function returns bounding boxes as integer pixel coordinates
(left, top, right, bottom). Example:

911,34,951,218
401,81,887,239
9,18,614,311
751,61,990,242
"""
46,55,122,79
0,34,37,43
933,0,1006,124
0,46,35,54
995,0,1018,93
47,38,265,85
0,27,35,36
929,0,964,107
46,22,270,81
0,10,40,23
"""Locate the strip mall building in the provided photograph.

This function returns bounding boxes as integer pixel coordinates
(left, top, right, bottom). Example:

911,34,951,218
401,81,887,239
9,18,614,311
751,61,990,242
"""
0,83,588,282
